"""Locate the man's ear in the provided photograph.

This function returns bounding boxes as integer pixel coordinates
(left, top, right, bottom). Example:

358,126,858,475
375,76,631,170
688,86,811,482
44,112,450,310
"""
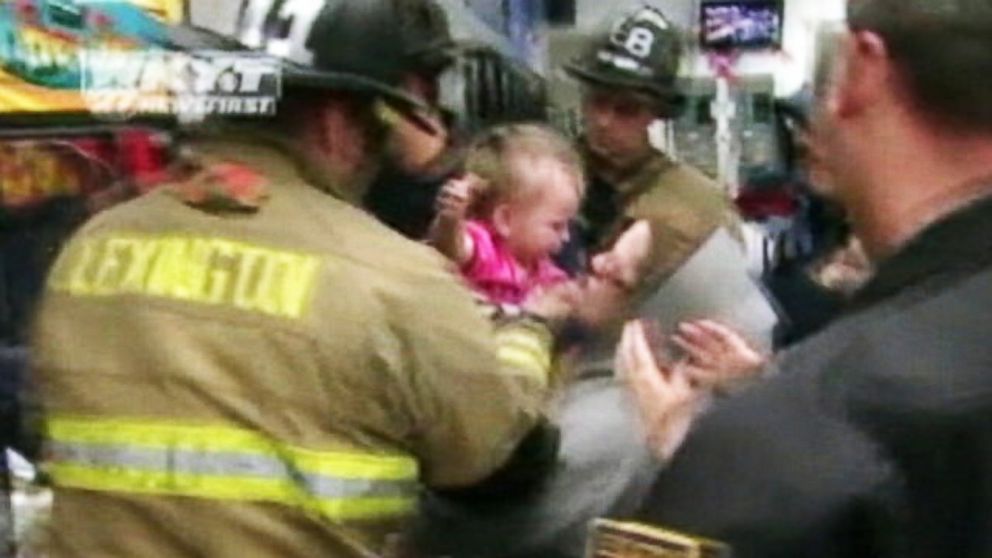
829,30,891,120
492,204,514,238
319,102,360,153
313,99,366,179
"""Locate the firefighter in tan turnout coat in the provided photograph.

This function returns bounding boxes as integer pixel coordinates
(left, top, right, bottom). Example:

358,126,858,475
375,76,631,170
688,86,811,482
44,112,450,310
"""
565,6,742,291
31,1,565,556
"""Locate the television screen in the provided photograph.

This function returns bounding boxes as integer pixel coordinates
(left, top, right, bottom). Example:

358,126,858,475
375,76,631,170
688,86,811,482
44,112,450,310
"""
701,1,783,50
0,0,185,117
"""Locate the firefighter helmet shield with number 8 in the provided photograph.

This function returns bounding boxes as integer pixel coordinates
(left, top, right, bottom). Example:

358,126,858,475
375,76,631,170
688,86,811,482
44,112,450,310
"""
617,25,657,59
565,6,686,117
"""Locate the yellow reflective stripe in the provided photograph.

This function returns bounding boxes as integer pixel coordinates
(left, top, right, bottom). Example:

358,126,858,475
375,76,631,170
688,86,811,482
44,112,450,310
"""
496,327,552,384
497,330,551,366
50,463,414,520
48,417,276,453
292,446,417,481
497,330,552,369
50,462,303,502
47,417,415,480
498,347,549,385
313,498,415,520
45,416,419,521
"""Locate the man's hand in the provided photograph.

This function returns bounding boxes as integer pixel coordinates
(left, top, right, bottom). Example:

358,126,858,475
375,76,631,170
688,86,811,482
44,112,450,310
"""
671,320,768,392
570,220,653,331
589,220,653,291
616,320,708,462
524,280,583,326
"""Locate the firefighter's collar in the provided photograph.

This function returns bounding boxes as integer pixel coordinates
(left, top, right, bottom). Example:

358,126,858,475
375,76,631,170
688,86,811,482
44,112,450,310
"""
586,145,676,202
175,135,356,208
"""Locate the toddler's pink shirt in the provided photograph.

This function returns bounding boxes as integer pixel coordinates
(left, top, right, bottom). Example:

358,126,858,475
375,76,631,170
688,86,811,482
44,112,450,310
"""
461,220,568,305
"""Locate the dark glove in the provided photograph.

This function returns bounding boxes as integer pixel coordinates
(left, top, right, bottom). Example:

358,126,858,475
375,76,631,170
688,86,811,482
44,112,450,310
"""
434,420,560,504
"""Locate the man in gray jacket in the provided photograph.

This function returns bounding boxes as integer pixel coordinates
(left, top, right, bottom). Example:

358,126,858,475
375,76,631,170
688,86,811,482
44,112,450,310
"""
626,0,992,556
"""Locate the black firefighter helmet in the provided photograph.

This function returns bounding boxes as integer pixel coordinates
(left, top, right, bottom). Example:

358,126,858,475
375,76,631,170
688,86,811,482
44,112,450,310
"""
168,0,457,132
564,5,686,117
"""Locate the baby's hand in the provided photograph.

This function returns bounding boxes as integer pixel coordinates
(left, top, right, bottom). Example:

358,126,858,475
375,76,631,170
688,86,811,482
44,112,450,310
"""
435,174,479,221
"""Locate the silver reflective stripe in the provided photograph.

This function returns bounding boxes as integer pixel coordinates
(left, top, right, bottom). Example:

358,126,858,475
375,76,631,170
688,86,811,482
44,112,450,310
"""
303,474,417,501
49,441,417,500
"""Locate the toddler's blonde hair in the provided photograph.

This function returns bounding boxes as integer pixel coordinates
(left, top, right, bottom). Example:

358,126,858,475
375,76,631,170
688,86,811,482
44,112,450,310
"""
464,123,585,216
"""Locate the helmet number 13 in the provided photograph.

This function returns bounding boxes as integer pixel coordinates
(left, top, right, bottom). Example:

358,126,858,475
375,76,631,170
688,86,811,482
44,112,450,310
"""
237,0,316,58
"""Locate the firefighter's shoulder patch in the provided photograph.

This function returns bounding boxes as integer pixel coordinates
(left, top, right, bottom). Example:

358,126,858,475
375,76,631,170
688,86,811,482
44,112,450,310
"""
170,162,270,212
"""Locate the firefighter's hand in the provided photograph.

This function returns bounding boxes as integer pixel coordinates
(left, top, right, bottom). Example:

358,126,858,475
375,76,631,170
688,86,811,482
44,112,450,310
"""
672,320,768,391
617,320,708,462
524,280,582,326
588,220,653,291
435,174,480,222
